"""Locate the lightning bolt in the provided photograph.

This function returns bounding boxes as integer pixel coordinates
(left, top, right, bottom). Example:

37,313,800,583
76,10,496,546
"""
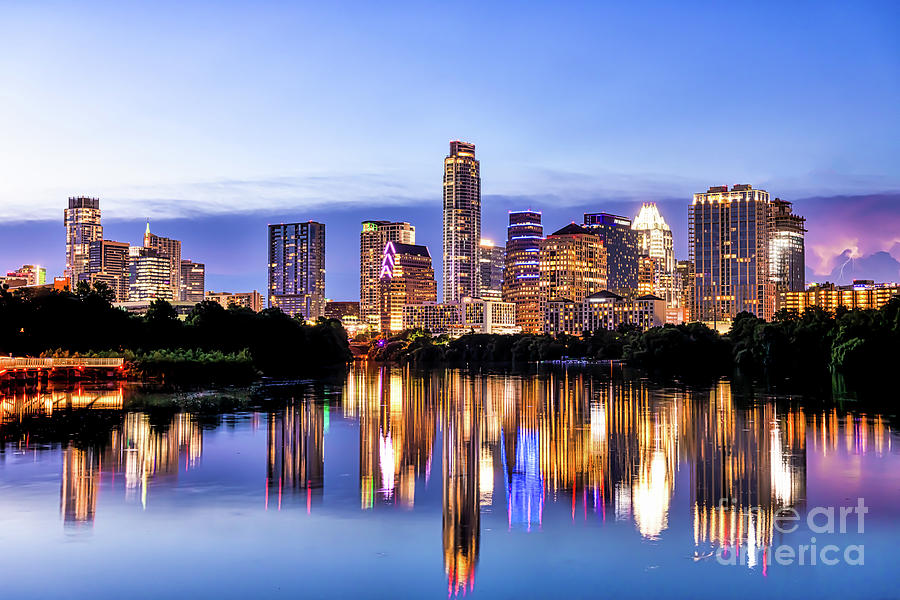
838,255,853,281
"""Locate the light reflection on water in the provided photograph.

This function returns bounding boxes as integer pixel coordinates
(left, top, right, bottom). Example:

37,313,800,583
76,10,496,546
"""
0,365,897,599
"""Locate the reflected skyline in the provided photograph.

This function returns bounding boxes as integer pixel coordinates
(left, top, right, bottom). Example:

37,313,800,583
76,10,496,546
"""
1,369,896,594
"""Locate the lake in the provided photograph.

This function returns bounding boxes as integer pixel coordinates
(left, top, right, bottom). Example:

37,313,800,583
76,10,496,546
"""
0,364,897,599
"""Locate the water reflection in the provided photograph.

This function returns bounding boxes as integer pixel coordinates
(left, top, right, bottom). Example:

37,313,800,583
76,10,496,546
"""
1,369,895,594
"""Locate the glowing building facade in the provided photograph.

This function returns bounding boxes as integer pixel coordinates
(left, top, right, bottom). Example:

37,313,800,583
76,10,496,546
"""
205,290,263,312
268,221,326,320
689,185,774,323
86,239,130,301
777,280,899,313
378,241,437,333
769,198,806,293
544,291,666,336
64,196,103,289
360,220,415,327
632,203,677,316
128,246,173,301
478,239,504,301
443,141,481,303
402,298,518,335
143,224,182,301
503,210,543,333
539,223,607,308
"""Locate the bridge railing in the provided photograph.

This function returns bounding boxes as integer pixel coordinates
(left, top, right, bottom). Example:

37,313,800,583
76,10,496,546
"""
0,357,124,369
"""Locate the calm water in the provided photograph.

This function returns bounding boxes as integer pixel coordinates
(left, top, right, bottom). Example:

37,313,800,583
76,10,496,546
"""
1,365,898,599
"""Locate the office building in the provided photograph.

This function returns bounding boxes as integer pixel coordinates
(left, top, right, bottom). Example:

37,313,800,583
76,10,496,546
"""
128,246,173,301
770,198,806,293
689,185,774,323
503,210,543,333
205,290,263,312
86,240,130,301
325,301,360,320
378,241,437,333
443,141,481,303
583,212,639,293
539,223,607,307
268,221,326,320
180,260,206,302
402,298,518,336
6,265,46,286
64,197,103,288
360,220,415,326
632,203,677,311
478,239,504,301
777,281,899,313
674,260,694,323
544,291,666,336
143,223,182,300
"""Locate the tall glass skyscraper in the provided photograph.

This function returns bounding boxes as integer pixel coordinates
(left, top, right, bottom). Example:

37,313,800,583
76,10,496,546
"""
477,239,505,301
143,223,182,301
268,221,326,320
503,210,543,333
689,185,774,323
769,198,806,293
64,196,103,289
582,212,638,293
360,220,415,327
443,141,481,303
632,203,677,314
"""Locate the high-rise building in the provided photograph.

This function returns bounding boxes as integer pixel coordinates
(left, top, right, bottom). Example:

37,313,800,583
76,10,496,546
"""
360,220,415,326
378,241,437,333
86,240,130,301
503,210,543,333
128,246,173,301
675,260,694,322
769,198,806,293
544,291,666,336
539,224,607,308
64,197,103,288
443,141,481,303
583,212,638,293
143,223,182,300
478,239,504,301
689,184,774,323
180,259,206,303
268,221,326,320
5,264,46,286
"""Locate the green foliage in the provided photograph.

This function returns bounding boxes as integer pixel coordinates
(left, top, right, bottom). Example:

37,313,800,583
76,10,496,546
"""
0,287,352,379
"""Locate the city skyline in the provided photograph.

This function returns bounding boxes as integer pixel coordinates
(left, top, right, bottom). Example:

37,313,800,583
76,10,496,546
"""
1,2,898,300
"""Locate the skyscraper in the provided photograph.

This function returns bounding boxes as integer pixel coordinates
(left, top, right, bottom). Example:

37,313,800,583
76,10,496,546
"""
143,223,182,300
268,221,326,320
503,210,543,333
583,212,638,293
64,197,103,289
539,223,607,306
180,259,206,303
128,246,173,301
378,241,437,333
443,141,481,303
632,203,677,315
689,184,774,323
87,239,130,301
360,220,415,327
769,198,806,293
477,239,504,301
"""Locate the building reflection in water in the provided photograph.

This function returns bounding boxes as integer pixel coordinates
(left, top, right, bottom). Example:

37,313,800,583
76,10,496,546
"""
2,369,896,587
266,401,325,511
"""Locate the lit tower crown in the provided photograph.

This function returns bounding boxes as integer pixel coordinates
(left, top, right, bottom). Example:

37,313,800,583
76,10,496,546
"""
632,203,674,273
443,141,481,303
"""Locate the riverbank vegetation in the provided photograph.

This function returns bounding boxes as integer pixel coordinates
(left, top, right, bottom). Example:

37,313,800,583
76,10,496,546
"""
0,282,351,379
367,298,900,381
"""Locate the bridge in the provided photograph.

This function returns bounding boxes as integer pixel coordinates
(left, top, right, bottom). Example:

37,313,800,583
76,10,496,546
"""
0,357,125,385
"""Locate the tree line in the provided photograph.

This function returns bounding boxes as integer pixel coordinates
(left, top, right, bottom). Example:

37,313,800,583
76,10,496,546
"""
0,281,352,380
366,297,900,382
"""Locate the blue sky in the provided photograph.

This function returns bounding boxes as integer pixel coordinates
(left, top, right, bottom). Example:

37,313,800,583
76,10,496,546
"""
1,1,898,298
